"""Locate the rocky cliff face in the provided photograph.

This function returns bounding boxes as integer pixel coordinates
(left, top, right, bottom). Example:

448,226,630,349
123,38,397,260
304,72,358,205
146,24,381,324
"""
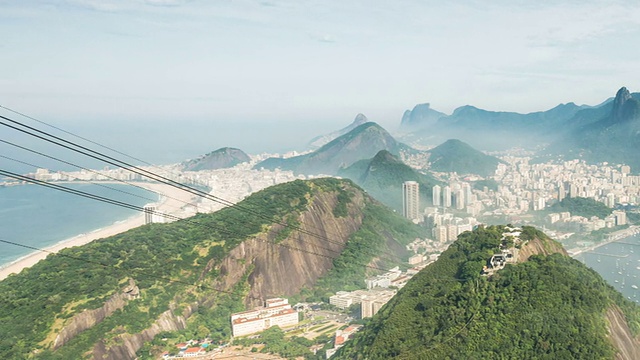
517,237,568,262
92,304,195,360
218,187,365,306
607,305,640,360
52,279,139,349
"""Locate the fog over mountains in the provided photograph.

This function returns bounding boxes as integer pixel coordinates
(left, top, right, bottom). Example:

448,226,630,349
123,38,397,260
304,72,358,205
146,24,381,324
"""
398,86,640,157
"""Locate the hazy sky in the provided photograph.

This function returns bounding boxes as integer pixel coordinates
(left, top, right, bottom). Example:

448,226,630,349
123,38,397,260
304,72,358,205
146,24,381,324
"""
1,0,640,132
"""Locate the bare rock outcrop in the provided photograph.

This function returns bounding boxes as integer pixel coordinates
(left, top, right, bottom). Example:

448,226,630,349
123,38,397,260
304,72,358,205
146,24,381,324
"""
92,304,195,360
606,305,640,360
53,279,140,349
517,237,567,262
219,188,365,307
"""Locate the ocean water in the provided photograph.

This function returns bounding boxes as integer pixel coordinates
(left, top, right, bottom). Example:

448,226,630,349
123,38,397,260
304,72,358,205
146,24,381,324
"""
575,234,640,304
0,183,158,267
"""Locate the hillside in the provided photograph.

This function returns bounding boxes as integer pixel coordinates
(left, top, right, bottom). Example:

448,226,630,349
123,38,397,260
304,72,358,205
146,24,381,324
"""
335,225,640,359
426,139,502,176
549,87,640,169
181,147,250,171
256,122,415,175
338,150,439,212
0,178,423,360
307,113,370,149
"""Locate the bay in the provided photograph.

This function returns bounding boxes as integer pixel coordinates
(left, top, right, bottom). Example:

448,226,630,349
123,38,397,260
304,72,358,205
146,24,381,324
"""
575,234,640,304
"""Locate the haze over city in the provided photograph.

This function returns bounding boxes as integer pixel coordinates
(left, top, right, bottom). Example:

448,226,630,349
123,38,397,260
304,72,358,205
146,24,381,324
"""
2,1,640,130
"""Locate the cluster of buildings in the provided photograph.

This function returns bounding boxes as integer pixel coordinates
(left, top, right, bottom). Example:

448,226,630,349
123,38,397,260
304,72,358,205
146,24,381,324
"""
546,210,627,232
410,158,639,244
489,158,638,215
330,265,427,319
230,298,299,337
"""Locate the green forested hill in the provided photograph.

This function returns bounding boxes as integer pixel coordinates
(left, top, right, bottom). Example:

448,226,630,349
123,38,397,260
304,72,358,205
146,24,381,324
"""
426,139,502,176
0,178,423,359
335,225,640,359
549,197,613,219
338,150,439,212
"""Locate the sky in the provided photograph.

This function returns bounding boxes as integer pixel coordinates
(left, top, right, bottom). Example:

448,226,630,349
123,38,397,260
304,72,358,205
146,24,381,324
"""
1,0,640,158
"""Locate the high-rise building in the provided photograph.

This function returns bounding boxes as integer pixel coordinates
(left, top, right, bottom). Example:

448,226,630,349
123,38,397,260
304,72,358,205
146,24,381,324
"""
455,188,465,210
569,184,578,198
443,186,452,208
143,204,156,225
403,181,420,221
463,183,472,206
613,210,627,226
432,185,441,207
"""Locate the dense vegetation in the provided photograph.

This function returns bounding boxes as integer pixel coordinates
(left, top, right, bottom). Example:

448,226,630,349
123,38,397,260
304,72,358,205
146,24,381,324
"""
336,225,640,359
234,326,330,360
550,197,613,219
338,150,439,212
0,178,423,359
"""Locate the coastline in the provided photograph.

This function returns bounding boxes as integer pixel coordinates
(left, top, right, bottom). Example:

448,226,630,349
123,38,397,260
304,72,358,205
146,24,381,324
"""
0,182,197,281
568,225,640,258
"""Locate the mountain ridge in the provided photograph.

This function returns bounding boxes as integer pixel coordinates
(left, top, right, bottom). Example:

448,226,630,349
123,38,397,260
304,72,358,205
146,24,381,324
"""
307,113,370,149
256,122,415,175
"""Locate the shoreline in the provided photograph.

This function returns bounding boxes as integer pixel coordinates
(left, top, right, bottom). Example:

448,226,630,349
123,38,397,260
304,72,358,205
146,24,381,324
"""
569,225,640,258
0,182,197,281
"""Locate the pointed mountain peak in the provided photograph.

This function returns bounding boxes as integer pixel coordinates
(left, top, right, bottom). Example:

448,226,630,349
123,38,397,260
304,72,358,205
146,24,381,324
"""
612,86,639,122
353,113,369,125
371,149,400,163
615,87,631,101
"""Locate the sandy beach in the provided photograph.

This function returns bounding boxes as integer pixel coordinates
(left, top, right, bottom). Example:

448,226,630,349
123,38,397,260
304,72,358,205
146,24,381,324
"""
0,182,197,281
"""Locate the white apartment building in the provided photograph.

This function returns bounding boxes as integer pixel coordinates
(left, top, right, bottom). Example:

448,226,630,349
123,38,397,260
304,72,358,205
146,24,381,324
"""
231,298,299,337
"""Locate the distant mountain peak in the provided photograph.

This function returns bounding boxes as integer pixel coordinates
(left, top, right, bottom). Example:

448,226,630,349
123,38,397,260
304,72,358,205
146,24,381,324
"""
307,113,371,149
182,147,250,171
612,86,635,122
353,113,369,125
400,102,446,130
371,149,400,163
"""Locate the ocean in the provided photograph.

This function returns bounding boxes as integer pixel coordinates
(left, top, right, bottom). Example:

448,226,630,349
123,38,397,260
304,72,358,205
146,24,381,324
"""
575,234,640,304
0,183,157,267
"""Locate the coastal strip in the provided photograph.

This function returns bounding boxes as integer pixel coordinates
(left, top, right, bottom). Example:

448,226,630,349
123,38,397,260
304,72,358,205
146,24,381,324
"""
568,225,640,258
0,182,197,281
